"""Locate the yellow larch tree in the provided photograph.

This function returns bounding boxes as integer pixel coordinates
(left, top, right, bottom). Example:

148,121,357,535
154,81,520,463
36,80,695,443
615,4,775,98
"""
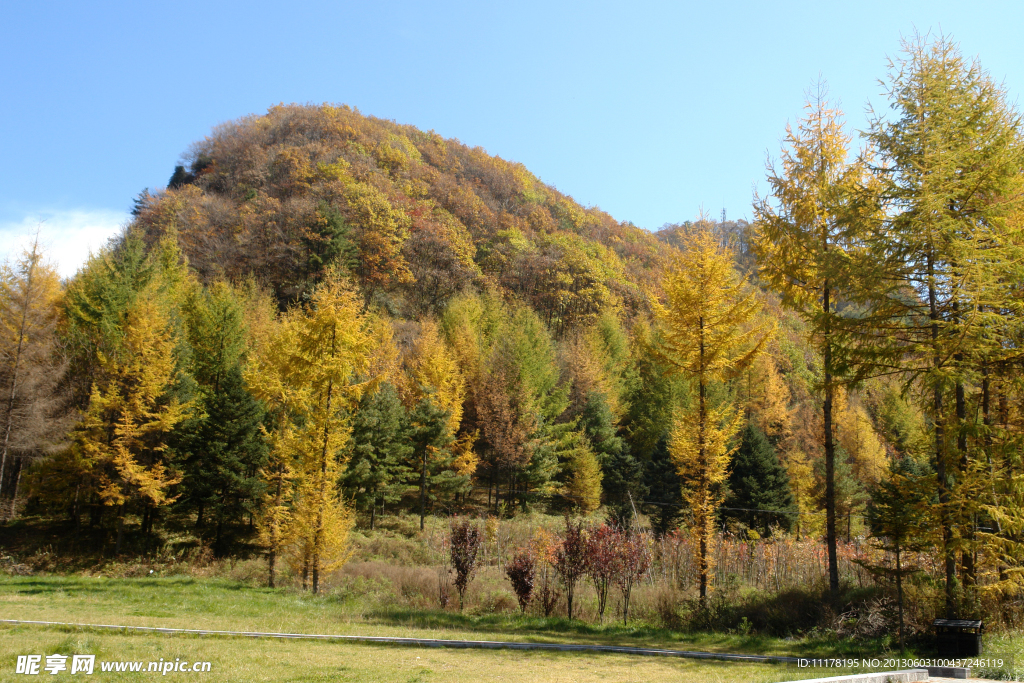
653,221,773,603
74,289,193,554
753,82,870,595
246,270,377,593
408,318,478,481
834,390,887,485
345,182,413,294
747,353,792,444
255,420,295,589
409,319,465,436
0,235,64,516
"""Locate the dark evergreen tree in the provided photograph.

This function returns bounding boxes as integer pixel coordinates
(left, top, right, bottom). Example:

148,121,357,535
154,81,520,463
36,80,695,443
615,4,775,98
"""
580,392,646,516
176,366,268,555
304,203,357,285
864,456,932,650
518,418,563,512
641,436,685,537
339,383,413,529
722,424,795,536
408,395,459,530
168,165,193,189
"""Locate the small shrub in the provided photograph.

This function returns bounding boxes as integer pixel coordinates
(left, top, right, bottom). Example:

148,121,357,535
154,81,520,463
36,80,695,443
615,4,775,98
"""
537,564,561,617
449,518,483,611
616,528,652,625
553,517,589,620
505,548,536,613
478,590,517,614
438,564,453,610
586,523,620,622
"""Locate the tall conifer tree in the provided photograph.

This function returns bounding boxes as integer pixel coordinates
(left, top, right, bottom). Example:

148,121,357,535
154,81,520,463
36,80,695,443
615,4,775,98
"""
754,82,867,595
653,221,772,603
247,270,377,593
864,34,1024,615
0,237,64,514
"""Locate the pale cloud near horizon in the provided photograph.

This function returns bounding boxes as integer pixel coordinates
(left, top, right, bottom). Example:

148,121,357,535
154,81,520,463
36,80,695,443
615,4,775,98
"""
1,209,130,278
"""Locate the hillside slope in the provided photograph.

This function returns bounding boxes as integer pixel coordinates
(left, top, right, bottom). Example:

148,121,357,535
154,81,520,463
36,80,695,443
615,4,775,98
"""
132,104,676,331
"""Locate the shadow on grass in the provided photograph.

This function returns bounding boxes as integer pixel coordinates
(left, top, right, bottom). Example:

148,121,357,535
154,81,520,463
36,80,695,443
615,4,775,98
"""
362,609,896,658
1,575,212,597
363,609,777,651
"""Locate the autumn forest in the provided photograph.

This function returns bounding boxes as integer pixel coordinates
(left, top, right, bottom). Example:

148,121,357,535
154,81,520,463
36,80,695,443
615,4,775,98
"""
3,35,1024,648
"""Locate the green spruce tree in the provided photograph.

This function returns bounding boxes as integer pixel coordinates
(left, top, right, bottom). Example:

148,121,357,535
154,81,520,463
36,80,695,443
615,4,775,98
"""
340,383,412,529
721,424,794,536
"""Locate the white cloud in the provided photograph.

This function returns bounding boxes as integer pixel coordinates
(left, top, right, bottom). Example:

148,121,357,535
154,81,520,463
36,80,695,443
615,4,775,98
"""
0,209,130,278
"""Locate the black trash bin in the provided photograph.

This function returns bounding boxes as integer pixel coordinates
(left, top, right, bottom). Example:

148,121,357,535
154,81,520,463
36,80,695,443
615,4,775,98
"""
934,619,983,657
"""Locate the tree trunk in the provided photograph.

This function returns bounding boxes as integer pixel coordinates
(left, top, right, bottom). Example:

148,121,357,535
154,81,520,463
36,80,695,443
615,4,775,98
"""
420,447,427,531
215,511,224,558
0,240,38,502
955,378,975,595
115,505,125,556
928,256,956,619
823,283,839,597
697,313,710,606
8,457,22,518
72,483,81,529
89,497,101,528
699,523,708,603
268,547,276,588
896,543,905,652
312,331,336,595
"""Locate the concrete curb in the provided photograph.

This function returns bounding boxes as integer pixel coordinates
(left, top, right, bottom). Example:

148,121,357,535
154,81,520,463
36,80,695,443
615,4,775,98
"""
1,618,802,664
777,671,928,683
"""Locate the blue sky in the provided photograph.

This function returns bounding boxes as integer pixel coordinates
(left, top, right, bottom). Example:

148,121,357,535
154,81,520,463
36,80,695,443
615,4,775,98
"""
3,1,1023,275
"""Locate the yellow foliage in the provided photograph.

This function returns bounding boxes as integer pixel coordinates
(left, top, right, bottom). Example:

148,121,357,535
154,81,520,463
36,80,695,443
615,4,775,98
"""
783,448,822,539
835,394,887,485
451,432,480,478
654,221,772,599
344,182,413,290
748,354,792,442
670,401,743,576
563,432,603,515
652,227,773,387
409,319,466,436
565,319,626,422
246,271,379,592
315,159,352,183
76,291,192,511
376,141,410,174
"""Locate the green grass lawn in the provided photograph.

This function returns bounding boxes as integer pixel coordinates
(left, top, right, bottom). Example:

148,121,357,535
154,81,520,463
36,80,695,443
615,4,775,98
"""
0,574,880,656
9,574,1010,682
0,624,833,683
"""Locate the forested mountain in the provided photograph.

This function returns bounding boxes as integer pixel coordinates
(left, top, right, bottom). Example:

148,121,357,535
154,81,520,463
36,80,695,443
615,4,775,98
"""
132,104,671,326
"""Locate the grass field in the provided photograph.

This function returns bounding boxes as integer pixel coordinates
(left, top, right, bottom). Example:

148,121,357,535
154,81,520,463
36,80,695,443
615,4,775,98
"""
0,626,823,683
6,575,1018,683
0,574,882,655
